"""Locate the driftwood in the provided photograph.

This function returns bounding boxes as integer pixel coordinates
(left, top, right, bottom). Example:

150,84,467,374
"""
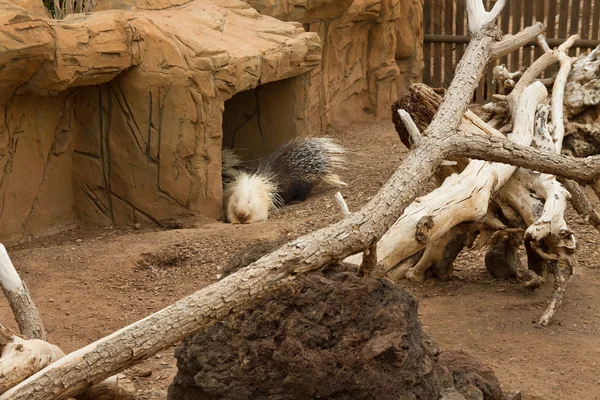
3,1,600,399
375,34,590,326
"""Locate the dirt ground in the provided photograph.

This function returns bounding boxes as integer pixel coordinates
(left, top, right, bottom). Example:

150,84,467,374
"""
2,120,600,400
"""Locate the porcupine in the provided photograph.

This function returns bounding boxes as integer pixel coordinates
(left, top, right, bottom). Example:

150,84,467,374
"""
222,137,347,224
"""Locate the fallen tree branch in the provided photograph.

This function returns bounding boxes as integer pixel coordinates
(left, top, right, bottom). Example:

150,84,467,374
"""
335,192,350,217
0,245,46,341
397,109,423,146
356,82,547,281
537,252,575,326
528,41,577,326
551,39,578,152
491,22,545,60
452,135,600,183
334,193,377,275
0,331,64,394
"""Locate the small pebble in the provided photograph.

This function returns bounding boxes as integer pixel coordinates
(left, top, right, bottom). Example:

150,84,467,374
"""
134,223,141,230
137,369,153,378
75,239,82,243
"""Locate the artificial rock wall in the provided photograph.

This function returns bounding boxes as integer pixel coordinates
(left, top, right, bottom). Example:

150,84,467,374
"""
0,0,423,244
244,0,424,125
0,0,320,243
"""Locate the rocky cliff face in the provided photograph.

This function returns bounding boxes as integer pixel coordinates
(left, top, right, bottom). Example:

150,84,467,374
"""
245,0,424,125
0,0,321,243
0,0,423,243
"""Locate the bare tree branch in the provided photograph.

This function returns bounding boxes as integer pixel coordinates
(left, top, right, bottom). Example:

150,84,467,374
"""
0,245,46,341
491,22,545,60
453,136,600,182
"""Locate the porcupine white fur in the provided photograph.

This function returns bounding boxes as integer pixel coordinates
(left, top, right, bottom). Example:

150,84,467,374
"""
223,137,347,224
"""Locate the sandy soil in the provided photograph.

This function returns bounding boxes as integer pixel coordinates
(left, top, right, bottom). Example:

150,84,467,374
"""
2,120,599,400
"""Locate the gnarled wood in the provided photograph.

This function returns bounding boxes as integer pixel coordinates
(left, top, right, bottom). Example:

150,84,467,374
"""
347,82,547,281
0,335,64,394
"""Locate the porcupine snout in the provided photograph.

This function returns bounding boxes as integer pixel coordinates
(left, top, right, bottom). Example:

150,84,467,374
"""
234,205,250,223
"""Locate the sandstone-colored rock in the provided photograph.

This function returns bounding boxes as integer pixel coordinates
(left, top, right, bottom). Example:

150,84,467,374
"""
245,0,424,124
0,0,423,243
0,0,321,244
396,0,424,96
9,0,49,17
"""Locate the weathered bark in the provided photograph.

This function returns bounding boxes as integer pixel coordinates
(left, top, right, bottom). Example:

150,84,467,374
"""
0,245,45,341
388,32,586,327
452,134,600,182
525,42,577,326
490,23,545,61
360,82,547,281
0,334,64,394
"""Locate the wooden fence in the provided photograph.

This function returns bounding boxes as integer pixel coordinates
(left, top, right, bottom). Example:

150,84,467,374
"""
423,0,600,102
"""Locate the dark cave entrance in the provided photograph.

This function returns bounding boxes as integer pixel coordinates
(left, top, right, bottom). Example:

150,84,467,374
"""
222,77,300,163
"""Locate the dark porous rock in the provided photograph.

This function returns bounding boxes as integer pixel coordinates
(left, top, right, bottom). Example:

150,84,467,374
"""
439,350,506,400
168,263,455,400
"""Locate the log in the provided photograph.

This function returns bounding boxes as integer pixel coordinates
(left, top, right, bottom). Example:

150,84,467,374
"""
524,41,577,326
0,245,46,341
452,134,600,182
490,22,545,60
351,82,547,281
